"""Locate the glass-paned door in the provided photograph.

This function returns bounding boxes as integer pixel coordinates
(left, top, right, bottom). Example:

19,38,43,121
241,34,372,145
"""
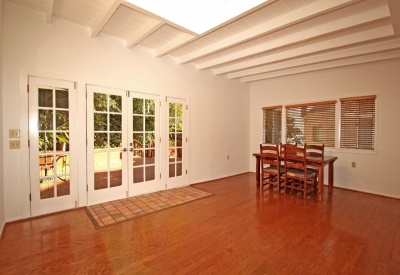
87,86,161,204
166,97,188,189
28,76,77,216
87,85,128,205
129,92,160,196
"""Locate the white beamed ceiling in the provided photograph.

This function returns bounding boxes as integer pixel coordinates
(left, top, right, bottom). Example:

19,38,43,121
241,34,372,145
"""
7,0,400,83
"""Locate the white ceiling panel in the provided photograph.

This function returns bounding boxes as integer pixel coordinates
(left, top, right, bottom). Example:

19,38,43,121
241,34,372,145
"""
6,0,400,83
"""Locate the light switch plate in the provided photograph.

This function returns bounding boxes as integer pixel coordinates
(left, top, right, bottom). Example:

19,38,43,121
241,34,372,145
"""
9,140,20,149
9,129,20,138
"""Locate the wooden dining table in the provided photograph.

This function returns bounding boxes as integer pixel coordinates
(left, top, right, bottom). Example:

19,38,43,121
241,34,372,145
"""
254,153,338,202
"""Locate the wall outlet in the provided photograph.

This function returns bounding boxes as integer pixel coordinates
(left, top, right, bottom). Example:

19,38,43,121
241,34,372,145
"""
9,140,20,149
351,162,356,168
9,129,20,138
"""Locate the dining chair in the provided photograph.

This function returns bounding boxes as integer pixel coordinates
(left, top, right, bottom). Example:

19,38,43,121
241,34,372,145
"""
259,144,284,190
39,155,54,177
305,144,324,192
283,143,317,199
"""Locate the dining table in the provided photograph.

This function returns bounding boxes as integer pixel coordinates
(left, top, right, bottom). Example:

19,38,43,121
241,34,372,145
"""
253,153,338,202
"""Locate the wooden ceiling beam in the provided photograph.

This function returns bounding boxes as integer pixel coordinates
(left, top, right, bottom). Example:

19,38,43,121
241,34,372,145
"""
228,37,400,79
240,49,400,82
155,33,196,57
126,20,164,48
91,0,123,37
197,5,390,70
178,0,361,64
212,24,395,75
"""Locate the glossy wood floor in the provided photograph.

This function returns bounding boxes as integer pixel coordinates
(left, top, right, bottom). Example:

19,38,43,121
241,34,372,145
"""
1,173,400,274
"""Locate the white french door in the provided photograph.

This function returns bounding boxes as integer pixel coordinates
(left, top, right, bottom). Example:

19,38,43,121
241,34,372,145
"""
87,86,160,205
87,85,128,205
166,97,188,189
28,76,78,216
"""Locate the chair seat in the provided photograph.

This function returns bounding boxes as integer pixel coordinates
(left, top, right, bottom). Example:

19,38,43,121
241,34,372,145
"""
263,165,283,174
286,168,316,180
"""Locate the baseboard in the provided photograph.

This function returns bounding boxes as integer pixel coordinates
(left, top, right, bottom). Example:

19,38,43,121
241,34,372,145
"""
333,185,400,200
0,219,5,239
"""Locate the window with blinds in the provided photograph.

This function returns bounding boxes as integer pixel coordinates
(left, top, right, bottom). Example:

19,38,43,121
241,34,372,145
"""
340,95,376,150
285,101,336,147
262,106,282,144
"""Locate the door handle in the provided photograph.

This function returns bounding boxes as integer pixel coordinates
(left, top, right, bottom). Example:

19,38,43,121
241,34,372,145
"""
130,148,134,152
121,148,127,152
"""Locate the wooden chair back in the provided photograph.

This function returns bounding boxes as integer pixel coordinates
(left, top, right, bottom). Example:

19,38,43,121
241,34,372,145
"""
260,144,280,168
305,144,324,157
283,144,307,172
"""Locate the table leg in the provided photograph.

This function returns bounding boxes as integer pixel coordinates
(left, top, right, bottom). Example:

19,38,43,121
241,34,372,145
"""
318,164,324,202
328,162,334,194
256,155,260,187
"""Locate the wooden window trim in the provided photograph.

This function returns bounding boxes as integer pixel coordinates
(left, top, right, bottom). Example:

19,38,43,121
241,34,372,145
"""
286,100,337,109
340,95,376,102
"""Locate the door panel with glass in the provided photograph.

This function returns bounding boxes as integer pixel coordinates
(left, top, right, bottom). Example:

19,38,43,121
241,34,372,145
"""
166,97,188,189
87,85,128,205
129,92,160,196
28,77,77,216
87,86,161,204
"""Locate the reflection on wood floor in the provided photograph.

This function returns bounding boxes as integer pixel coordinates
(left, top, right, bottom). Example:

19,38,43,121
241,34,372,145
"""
3,173,400,274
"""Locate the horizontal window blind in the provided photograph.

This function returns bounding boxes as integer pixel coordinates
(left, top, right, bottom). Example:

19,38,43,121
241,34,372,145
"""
262,105,282,144
285,101,336,147
340,96,376,150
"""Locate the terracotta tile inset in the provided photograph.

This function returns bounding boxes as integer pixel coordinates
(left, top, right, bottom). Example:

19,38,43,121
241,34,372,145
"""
85,186,213,229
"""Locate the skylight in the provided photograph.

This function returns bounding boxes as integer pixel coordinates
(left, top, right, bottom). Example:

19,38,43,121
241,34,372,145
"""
125,0,269,35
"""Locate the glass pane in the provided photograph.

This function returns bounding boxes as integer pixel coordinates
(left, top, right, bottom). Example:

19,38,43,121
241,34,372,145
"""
109,95,122,113
94,171,108,190
145,133,155,148
133,116,143,131
177,148,182,160
109,114,122,131
55,88,69,108
132,98,144,114
55,154,67,175
110,151,122,187
133,167,144,183
145,151,155,164
93,93,107,112
177,163,182,176
169,148,176,161
39,110,53,130
56,110,69,130
94,152,108,190
39,155,54,177
133,134,143,148
146,166,155,181
94,133,107,149
56,132,69,151
169,118,175,132
145,99,155,115
133,154,144,167
177,104,183,117
39,133,54,152
56,178,70,197
177,134,182,145
40,178,55,199
94,113,107,131
169,103,176,117
169,163,175,178
145,116,155,131
110,170,122,187
169,134,176,147
176,118,182,132
110,133,122,148
38,87,53,108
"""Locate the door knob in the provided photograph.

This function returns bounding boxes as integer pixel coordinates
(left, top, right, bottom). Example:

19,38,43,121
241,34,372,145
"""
130,148,134,152
121,148,127,152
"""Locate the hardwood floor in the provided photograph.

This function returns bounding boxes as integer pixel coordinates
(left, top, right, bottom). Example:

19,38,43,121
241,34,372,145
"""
1,173,400,274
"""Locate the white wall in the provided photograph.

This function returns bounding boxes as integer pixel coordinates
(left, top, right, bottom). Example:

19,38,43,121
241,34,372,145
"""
2,2,250,221
250,59,400,198
0,0,5,235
